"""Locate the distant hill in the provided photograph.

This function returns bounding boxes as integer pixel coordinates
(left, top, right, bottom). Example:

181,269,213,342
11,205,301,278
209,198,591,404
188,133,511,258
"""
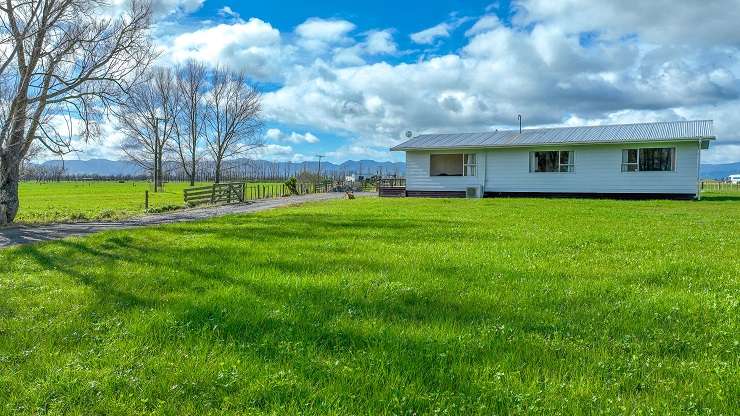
40,159,144,176
246,159,405,176
700,162,740,180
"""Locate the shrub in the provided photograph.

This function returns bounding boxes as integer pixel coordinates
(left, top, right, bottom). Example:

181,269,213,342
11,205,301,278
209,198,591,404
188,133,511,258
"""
284,177,299,195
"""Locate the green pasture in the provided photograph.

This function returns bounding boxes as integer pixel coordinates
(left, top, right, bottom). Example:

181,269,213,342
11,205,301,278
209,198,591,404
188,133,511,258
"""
15,181,289,224
1,196,738,414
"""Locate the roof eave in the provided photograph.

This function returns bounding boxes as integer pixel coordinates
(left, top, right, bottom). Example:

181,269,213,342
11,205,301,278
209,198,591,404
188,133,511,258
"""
390,136,716,152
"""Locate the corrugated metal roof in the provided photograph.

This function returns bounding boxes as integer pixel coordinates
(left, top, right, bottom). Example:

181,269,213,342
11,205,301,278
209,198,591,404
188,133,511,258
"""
391,120,715,151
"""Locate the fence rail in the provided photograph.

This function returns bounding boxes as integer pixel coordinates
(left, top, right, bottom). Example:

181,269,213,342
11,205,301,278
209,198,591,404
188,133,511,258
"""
701,181,740,192
378,178,406,188
184,182,246,206
378,178,406,198
182,180,377,206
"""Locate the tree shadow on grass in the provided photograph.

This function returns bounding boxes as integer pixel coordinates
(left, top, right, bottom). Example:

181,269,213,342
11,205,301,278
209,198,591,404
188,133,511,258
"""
4,218,731,413
20,241,156,310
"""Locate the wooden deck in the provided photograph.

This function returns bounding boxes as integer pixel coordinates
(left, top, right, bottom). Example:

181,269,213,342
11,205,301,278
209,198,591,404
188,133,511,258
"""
378,178,406,197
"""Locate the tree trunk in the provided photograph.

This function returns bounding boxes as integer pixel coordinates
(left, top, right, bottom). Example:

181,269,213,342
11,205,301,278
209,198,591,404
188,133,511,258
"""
214,159,221,184
190,153,196,186
0,154,21,225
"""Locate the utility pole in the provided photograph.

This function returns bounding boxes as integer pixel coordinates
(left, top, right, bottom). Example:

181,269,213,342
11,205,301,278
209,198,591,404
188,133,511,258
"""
315,154,325,182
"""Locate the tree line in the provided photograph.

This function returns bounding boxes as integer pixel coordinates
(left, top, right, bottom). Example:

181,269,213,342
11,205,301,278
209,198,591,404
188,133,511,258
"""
117,63,263,191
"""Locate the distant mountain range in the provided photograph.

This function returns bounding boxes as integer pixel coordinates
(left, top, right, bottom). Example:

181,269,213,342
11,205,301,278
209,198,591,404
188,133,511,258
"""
36,158,406,177
699,162,740,180
39,159,144,176
34,158,740,180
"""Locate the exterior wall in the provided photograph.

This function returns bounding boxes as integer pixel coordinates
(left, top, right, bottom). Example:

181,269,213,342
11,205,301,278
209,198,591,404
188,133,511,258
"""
405,150,483,191
405,141,701,196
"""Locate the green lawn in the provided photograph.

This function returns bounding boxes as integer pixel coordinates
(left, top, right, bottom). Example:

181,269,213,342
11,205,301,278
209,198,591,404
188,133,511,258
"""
1,196,738,414
16,181,290,224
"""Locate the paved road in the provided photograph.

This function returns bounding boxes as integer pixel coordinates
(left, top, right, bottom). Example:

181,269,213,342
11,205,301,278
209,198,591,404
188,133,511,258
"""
0,192,372,249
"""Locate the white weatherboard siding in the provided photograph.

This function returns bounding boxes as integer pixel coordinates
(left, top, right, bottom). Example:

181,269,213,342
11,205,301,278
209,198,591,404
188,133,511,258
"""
405,141,700,195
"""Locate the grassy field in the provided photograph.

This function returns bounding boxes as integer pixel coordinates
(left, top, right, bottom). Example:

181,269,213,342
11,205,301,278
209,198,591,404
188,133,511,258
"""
1,196,738,414
16,181,290,224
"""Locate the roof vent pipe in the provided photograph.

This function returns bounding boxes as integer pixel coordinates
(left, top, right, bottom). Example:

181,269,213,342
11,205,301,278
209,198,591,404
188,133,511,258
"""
518,114,522,134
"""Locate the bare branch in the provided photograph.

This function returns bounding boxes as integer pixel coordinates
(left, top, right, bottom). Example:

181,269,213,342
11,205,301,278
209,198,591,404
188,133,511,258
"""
0,0,155,224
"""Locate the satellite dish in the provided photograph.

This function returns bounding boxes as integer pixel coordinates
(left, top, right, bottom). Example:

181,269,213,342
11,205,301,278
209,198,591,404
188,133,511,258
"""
405,130,413,138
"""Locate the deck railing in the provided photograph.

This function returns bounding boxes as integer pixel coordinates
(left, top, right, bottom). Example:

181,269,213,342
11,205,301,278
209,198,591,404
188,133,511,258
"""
378,178,406,197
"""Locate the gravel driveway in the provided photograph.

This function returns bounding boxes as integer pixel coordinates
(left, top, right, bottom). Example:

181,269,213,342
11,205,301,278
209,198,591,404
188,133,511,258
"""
0,192,372,249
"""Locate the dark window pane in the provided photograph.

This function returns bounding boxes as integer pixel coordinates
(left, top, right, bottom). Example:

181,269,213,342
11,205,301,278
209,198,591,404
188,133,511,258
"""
639,148,673,171
559,151,570,165
535,151,559,172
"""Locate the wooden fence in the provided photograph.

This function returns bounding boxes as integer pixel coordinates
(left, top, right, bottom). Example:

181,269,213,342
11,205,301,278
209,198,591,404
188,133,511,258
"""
183,181,367,206
700,181,740,192
184,182,246,206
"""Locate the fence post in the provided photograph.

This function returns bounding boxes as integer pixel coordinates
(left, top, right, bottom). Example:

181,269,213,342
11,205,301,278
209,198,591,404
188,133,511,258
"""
145,190,149,209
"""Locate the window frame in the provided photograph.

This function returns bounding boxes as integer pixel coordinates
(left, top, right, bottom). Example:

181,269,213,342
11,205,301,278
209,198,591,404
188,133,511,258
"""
621,147,676,173
529,150,575,173
463,153,477,177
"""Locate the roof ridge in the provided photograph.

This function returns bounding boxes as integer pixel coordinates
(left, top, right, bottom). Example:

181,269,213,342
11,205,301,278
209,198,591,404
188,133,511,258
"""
414,119,713,137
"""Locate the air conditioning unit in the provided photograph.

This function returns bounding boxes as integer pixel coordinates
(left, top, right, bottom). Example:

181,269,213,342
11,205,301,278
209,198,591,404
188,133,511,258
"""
466,186,483,198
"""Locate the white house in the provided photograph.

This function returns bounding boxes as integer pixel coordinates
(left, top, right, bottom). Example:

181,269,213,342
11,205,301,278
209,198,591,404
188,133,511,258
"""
390,120,715,200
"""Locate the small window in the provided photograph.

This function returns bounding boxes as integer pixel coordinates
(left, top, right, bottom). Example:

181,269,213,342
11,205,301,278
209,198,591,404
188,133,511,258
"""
531,151,574,172
464,154,477,176
430,153,477,176
622,149,638,172
622,148,674,172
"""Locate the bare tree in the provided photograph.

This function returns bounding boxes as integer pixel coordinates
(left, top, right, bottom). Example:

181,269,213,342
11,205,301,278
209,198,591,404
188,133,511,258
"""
204,68,263,183
0,0,154,224
174,60,207,186
19,142,44,178
116,67,178,192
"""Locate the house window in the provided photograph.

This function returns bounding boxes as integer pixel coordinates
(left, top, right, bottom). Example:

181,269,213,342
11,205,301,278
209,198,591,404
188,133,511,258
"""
622,148,674,172
530,151,574,172
430,153,477,176
464,154,477,176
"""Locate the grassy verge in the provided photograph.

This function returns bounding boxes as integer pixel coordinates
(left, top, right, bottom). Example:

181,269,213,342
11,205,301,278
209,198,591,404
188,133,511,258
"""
1,196,738,414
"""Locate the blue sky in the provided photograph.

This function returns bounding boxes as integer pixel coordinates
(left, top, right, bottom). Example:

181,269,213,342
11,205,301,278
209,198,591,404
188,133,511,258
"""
74,0,740,164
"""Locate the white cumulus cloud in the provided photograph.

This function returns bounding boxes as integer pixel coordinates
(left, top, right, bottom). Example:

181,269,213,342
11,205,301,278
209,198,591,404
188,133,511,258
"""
410,22,453,45
266,128,320,144
167,18,285,81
